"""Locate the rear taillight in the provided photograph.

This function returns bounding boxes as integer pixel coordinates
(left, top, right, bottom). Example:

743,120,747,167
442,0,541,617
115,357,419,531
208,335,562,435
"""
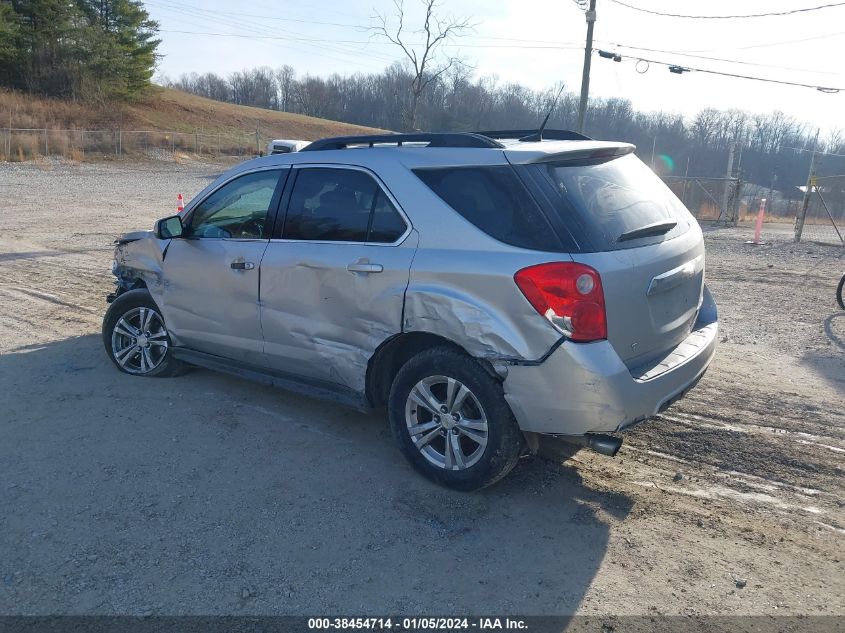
514,262,607,342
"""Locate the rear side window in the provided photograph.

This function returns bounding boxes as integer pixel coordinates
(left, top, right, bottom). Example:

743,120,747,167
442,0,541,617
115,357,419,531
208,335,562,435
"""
413,166,565,251
529,154,691,251
281,168,407,243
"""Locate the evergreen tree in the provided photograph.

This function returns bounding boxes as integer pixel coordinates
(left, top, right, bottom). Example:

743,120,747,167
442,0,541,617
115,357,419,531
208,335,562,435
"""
0,3,20,87
77,0,160,100
0,0,159,101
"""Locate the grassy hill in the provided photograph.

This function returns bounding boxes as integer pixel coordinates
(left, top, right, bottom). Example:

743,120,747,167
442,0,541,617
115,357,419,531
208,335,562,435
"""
1,86,382,138
0,86,384,161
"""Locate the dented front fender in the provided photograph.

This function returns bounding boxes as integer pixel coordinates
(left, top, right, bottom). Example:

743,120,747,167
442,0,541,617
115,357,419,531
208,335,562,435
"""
112,231,168,299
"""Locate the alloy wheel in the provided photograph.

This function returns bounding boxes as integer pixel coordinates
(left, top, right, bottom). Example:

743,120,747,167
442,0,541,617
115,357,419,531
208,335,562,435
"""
110,306,169,375
404,375,489,471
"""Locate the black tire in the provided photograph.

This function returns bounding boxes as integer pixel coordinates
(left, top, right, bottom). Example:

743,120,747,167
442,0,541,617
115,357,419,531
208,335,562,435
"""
102,289,186,377
388,346,523,491
837,273,845,311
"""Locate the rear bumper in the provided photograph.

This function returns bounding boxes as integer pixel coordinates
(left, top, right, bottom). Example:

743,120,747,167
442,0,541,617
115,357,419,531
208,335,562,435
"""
503,286,717,436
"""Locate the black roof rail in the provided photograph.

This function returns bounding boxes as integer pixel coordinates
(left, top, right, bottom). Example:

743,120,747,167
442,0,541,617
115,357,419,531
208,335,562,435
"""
476,129,593,142
301,132,504,152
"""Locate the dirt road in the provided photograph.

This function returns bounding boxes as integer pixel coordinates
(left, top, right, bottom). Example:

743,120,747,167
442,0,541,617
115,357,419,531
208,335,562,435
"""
1,160,843,618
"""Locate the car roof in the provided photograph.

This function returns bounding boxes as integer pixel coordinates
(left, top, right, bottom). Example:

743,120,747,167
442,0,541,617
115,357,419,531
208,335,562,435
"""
241,132,634,172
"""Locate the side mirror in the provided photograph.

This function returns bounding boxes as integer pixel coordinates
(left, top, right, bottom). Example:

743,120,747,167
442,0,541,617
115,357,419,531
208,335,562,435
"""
155,215,183,240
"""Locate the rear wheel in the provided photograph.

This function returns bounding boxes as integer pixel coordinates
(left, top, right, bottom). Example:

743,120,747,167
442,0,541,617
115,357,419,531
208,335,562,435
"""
837,273,845,311
388,347,522,491
102,289,185,377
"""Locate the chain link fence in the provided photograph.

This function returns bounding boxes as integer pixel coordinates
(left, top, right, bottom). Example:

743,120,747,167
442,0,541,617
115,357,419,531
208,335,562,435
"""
665,176,741,224
795,174,845,246
0,127,270,162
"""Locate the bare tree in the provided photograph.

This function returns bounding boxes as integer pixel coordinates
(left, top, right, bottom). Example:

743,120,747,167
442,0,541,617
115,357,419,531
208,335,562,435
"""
372,0,472,131
276,65,295,112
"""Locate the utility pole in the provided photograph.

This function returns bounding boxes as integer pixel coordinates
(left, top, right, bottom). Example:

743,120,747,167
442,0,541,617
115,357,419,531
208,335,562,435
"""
795,129,820,242
576,0,597,134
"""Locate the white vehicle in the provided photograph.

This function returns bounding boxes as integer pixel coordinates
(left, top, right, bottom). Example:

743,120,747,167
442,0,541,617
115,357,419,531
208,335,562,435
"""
266,139,309,155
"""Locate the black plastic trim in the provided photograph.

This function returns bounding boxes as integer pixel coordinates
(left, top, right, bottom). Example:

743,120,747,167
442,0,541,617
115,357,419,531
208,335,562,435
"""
173,348,371,411
301,133,504,151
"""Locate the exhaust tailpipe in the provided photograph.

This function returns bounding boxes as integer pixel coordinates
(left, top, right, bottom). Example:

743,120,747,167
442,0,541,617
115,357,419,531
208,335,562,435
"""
583,433,623,457
536,433,623,461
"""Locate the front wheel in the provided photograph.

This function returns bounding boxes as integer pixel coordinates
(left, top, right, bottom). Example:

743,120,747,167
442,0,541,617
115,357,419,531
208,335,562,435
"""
102,289,185,377
837,273,845,311
388,347,523,491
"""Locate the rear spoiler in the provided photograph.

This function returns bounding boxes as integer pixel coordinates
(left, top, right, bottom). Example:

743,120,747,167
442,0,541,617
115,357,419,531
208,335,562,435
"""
507,142,636,165
476,129,592,142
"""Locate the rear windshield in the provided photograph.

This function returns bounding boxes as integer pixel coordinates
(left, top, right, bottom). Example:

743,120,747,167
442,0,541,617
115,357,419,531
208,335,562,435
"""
413,166,570,251
528,154,691,251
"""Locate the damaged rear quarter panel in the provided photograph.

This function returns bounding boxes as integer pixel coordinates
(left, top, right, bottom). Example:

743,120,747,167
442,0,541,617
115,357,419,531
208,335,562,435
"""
403,248,565,362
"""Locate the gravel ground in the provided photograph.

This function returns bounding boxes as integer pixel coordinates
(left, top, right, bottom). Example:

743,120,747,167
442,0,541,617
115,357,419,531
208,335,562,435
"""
0,160,843,619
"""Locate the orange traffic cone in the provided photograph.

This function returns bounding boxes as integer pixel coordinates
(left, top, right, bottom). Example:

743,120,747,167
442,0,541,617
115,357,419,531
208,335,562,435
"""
177,193,184,213
745,198,766,245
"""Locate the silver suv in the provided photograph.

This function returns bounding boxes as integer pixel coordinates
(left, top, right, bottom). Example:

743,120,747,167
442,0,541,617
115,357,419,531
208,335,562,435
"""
103,130,718,490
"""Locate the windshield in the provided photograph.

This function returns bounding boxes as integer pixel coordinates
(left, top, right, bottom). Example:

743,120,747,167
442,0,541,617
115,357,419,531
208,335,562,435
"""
531,154,691,251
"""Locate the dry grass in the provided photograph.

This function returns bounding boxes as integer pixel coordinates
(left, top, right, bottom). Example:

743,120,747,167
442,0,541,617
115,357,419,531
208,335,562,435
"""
127,87,385,139
0,85,385,161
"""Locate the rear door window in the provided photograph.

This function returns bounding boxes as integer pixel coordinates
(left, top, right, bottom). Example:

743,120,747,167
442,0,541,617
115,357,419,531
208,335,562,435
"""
527,154,690,251
413,166,569,251
281,168,407,243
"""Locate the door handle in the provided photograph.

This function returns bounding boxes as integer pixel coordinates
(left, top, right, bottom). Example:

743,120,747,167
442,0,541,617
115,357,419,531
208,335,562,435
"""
230,261,255,270
346,262,383,274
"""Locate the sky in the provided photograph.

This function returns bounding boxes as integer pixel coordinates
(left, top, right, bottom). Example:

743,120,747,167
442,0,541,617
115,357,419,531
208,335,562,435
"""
145,0,845,135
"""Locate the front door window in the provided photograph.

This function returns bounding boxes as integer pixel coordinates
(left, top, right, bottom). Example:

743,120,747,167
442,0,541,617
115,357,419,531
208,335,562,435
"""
188,170,283,239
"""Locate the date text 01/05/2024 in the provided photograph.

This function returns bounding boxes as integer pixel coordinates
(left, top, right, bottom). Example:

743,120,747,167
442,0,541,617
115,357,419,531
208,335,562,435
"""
307,617,528,630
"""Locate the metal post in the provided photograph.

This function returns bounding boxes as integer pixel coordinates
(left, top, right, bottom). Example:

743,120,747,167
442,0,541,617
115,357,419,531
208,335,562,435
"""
681,156,691,206
650,137,656,168
44,129,48,156
217,133,221,155
815,188,845,246
255,129,260,155
576,0,597,134
795,129,820,242
722,144,735,224
195,132,199,154
118,129,122,157
767,172,776,218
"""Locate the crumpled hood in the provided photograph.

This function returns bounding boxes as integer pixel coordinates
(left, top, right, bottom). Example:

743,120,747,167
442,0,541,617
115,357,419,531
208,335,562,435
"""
115,230,154,245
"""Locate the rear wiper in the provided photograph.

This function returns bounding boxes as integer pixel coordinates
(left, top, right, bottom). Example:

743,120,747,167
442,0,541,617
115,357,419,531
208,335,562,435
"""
618,219,677,242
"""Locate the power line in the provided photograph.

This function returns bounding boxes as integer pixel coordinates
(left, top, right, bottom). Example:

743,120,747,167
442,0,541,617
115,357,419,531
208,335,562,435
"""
156,29,583,51
145,0,366,29
150,0,585,63
148,0,394,61
598,41,839,75
597,51,844,91
148,1,397,67
607,0,845,19
254,0,363,22
471,30,844,52
716,30,845,51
